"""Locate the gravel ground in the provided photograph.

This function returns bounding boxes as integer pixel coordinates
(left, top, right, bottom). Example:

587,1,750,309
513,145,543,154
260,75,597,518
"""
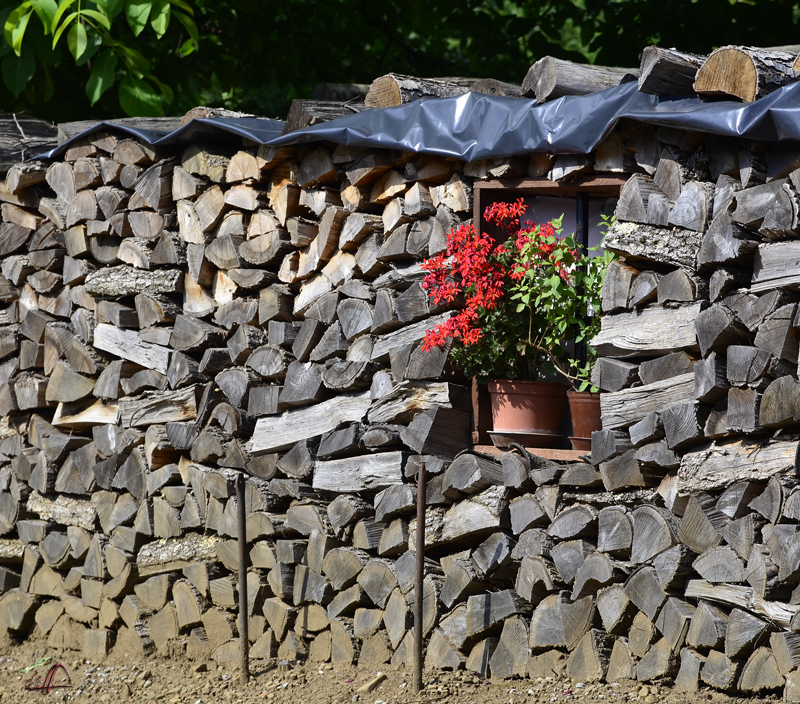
0,635,781,704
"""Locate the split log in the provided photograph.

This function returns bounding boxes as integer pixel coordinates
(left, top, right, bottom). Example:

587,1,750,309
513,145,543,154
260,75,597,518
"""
738,647,785,692
591,303,702,359
600,372,695,430
638,46,705,95
604,220,702,270
678,437,800,493
694,46,799,102
522,57,636,102
365,74,470,107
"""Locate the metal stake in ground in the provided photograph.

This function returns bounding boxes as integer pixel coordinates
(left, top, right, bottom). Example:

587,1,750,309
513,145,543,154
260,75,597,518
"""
412,458,426,694
236,472,250,682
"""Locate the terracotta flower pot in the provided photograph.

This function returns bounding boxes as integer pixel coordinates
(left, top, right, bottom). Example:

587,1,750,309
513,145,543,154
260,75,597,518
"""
567,390,602,450
487,380,569,437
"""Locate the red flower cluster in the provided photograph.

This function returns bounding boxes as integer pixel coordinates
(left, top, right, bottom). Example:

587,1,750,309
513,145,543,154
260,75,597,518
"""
421,220,505,350
421,197,575,353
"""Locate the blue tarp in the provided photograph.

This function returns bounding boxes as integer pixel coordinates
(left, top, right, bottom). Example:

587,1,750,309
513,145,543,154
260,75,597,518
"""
35,80,800,163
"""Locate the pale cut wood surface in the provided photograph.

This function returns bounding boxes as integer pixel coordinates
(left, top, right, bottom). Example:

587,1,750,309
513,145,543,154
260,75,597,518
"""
136,533,221,577
600,372,695,430
248,391,371,454
685,579,799,628
678,437,799,493
313,451,406,493
591,303,702,359
93,323,171,374
752,241,800,292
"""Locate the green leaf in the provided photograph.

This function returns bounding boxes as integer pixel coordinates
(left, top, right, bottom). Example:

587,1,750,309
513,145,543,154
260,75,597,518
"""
2,48,35,96
168,0,193,14
80,8,111,30
173,9,198,48
96,0,124,17
6,5,33,57
50,0,77,34
75,28,101,66
118,73,161,116
125,0,152,36
51,10,78,47
116,43,150,70
86,48,117,104
150,74,173,103
177,36,195,56
150,0,169,37
66,20,86,60
30,0,57,33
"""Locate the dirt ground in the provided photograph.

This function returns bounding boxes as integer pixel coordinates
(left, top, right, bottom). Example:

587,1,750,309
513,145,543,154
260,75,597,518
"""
0,636,781,704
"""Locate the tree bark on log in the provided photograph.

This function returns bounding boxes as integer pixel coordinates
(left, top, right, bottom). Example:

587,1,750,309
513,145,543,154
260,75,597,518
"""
694,46,800,102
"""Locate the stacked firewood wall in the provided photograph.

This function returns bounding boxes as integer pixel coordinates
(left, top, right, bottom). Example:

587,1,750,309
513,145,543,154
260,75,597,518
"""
0,130,619,680
3,114,800,699
589,127,800,697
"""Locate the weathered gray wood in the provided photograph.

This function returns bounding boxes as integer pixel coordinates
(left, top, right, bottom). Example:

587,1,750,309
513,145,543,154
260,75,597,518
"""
92,324,171,374
248,391,371,453
601,372,695,430
678,437,799,493
591,303,702,359
604,220,702,270
523,56,636,102
313,452,406,493
638,45,705,95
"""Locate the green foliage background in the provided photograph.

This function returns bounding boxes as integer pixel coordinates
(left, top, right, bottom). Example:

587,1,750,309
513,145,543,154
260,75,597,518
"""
2,0,800,119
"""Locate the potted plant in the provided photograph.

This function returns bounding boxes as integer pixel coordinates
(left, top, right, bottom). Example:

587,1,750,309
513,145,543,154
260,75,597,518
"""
421,197,615,448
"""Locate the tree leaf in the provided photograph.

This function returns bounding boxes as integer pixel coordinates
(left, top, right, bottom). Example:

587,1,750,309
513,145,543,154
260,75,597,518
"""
150,74,173,103
150,0,169,37
30,0,57,33
52,10,78,48
125,0,152,36
95,0,124,17
75,28,102,66
167,0,193,15
86,48,117,104
118,73,161,116
67,20,86,60
5,5,33,57
173,9,198,48
80,8,111,30
50,0,77,34
2,48,35,96
177,36,195,56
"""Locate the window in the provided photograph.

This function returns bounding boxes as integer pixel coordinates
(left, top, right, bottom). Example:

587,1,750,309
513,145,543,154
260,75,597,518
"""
473,174,627,253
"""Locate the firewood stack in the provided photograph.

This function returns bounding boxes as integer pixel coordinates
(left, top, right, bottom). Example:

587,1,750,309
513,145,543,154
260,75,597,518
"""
0,128,619,676
1,41,800,699
587,117,800,694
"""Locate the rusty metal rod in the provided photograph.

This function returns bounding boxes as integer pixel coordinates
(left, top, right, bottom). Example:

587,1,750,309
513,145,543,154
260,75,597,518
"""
412,458,426,694
236,472,250,682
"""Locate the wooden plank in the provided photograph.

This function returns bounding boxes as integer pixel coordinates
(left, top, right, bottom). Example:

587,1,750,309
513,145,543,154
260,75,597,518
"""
136,533,221,577
313,451,406,493
473,445,586,462
93,323,171,374
600,373,695,430
591,303,702,359
678,437,799,493
248,391,371,454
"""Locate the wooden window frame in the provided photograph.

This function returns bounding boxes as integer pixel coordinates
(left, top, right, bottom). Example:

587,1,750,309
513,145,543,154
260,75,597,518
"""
470,174,629,457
